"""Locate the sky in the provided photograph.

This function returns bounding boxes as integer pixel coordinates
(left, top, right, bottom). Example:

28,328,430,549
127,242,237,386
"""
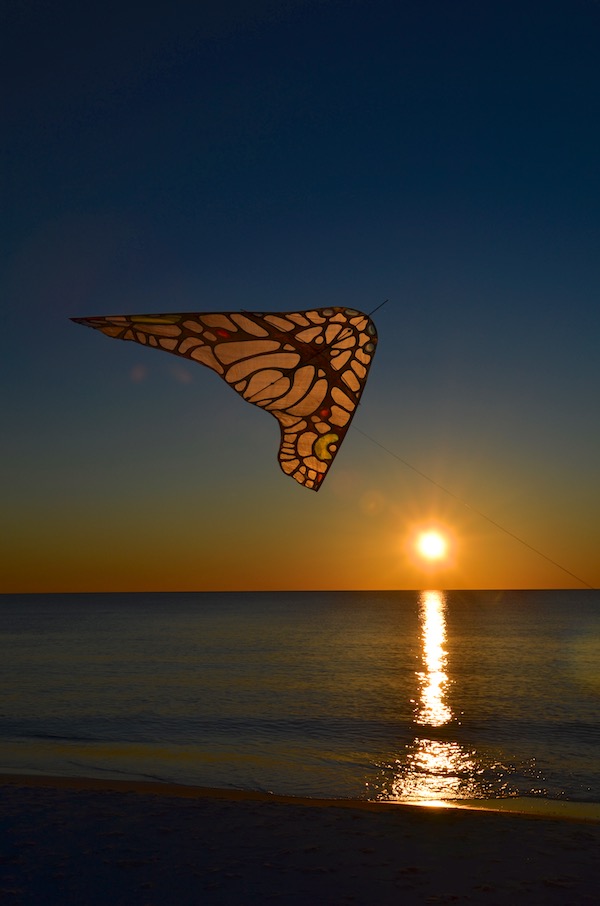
2,0,599,592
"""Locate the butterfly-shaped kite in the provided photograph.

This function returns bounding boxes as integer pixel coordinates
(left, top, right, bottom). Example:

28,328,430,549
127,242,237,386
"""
72,307,377,491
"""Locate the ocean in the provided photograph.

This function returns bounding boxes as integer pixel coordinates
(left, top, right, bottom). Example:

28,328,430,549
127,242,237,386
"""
1,590,598,810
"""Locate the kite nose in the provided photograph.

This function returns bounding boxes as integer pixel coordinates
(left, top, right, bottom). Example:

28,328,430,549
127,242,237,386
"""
71,316,102,329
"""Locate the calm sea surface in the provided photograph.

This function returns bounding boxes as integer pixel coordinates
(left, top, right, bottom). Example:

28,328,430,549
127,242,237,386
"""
1,590,598,807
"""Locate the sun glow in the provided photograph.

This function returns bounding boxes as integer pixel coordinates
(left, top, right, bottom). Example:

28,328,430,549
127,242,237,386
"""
416,530,448,562
401,521,458,582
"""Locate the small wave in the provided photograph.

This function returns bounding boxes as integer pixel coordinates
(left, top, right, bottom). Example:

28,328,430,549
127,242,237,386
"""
66,760,171,784
19,732,100,743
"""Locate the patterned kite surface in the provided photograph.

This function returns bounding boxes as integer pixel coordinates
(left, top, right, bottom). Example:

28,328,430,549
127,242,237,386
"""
72,307,378,491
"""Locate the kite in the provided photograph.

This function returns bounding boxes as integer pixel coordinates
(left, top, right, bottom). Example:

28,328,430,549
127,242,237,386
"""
72,307,378,491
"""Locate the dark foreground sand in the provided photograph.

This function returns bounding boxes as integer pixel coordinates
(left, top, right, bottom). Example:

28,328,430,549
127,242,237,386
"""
1,775,599,905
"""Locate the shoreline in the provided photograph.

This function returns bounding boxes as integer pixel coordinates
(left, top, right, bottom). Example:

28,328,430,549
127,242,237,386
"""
1,771,599,822
2,773,600,904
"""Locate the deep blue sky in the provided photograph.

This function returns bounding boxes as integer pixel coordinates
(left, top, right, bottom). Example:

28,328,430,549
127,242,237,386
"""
2,0,599,590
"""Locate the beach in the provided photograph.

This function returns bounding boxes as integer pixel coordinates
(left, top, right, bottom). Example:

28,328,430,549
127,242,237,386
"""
1,775,599,905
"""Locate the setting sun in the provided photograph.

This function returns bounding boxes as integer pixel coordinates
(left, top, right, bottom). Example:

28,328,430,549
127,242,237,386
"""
416,530,448,562
401,523,458,580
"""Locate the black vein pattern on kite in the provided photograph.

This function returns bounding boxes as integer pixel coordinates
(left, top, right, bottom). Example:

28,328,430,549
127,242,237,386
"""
72,308,378,491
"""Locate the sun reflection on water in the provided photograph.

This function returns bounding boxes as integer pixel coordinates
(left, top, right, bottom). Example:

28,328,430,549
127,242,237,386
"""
415,590,452,727
374,590,490,804
386,737,485,805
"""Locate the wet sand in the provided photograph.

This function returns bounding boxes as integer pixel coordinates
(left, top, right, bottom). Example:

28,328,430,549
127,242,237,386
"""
1,774,599,904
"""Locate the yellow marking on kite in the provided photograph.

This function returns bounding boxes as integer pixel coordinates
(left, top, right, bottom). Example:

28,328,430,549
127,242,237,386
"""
314,432,339,461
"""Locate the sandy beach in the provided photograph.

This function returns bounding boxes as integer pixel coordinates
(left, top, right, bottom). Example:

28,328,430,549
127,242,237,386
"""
1,774,599,904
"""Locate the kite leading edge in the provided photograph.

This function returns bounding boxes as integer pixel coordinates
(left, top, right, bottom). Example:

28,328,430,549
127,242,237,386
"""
72,307,378,491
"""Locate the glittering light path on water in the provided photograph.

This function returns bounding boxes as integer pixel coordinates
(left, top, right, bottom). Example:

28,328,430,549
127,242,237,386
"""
416,590,452,728
380,591,489,805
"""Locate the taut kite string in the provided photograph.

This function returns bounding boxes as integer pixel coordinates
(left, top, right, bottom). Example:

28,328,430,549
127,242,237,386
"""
353,426,595,590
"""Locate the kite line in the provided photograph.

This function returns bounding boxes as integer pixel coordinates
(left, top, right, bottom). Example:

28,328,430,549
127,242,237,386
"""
352,426,595,590
358,299,595,588
368,298,390,316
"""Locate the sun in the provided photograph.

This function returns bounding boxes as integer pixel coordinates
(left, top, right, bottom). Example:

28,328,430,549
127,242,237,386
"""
403,522,457,575
416,530,448,562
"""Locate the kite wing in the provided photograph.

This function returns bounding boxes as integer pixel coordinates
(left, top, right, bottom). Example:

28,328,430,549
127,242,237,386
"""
72,307,378,491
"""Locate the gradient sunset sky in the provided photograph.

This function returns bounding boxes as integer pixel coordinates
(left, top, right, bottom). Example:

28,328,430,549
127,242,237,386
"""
2,0,599,592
